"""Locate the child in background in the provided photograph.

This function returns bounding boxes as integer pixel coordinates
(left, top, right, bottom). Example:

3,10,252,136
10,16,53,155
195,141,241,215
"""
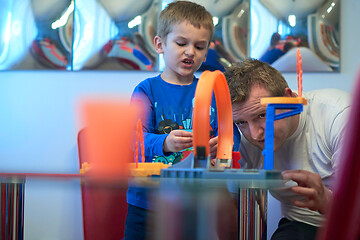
124,1,219,239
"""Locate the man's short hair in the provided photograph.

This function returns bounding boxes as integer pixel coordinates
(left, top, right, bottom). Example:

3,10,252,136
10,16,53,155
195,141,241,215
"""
157,1,214,43
224,59,289,103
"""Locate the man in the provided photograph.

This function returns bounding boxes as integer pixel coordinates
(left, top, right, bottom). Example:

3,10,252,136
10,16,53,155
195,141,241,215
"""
224,59,350,239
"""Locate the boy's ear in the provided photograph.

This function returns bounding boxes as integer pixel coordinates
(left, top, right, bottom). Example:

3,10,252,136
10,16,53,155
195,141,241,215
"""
154,36,164,54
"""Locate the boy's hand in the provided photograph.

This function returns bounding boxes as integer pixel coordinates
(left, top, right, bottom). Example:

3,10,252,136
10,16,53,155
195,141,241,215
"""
163,130,193,153
209,136,218,166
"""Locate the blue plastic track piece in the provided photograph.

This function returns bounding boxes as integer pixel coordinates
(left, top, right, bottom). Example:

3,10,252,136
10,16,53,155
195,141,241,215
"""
263,104,303,170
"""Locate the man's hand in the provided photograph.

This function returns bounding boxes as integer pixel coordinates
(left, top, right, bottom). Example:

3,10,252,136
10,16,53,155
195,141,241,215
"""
209,136,218,166
163,130,193,153
282,170,332,214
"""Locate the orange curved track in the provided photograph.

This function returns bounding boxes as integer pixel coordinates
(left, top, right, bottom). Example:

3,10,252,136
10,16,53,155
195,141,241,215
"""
193,70,233,160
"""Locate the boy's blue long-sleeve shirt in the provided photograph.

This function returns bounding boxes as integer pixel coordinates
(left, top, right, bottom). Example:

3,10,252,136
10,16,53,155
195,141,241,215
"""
132,74,218,164
128,74,218,209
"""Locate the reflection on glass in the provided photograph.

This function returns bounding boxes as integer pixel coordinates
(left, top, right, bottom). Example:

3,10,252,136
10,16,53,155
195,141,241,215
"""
220,0,249,62
0,0,73,70
0,0,340,72
73,0,158,71
251,0,340,72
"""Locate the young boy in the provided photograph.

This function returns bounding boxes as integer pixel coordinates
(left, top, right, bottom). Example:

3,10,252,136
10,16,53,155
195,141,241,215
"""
124,1,218,239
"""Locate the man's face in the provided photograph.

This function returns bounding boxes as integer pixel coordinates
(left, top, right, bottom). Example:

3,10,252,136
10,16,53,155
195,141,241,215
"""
232,85,296,151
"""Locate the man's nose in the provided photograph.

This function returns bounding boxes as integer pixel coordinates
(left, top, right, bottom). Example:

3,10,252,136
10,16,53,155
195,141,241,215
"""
249,122,264,141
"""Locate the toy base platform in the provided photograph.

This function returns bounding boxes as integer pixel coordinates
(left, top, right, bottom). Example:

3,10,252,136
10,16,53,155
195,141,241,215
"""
128,153,285,189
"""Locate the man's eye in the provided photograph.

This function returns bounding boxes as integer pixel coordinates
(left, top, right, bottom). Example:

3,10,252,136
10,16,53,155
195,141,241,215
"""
237,121,246,127
259,113,266,119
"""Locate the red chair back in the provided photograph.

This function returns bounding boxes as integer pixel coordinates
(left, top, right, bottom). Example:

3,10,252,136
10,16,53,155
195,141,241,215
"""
78,128,128,240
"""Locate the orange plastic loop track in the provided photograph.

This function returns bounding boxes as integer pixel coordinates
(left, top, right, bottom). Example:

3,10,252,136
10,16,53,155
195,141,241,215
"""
193,70,234,160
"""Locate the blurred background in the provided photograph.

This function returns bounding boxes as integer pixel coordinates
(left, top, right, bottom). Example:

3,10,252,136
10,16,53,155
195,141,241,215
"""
0,0,340,72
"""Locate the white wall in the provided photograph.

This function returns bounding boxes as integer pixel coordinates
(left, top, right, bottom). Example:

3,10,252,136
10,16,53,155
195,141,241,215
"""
0,0,359,239
0,71,149,240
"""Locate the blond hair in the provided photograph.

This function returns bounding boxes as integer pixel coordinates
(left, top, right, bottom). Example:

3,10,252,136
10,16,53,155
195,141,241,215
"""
157,1,214,43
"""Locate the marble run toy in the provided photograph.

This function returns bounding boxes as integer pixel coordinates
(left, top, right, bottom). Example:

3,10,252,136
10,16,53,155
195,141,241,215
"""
129,70,237,177
130,119,169,177
160,70,282,182
128,69,283,182
156,70,234,172
127,70,233,175
261,48,307,170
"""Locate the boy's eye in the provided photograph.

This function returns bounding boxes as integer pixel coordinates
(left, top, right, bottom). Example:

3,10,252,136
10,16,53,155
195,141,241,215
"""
196,46,205,50
259,113,266,119
176,42,186,46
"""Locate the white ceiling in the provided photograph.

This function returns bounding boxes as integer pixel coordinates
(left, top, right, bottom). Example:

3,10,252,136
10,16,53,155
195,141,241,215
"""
97,0,153,22
190,0,243,17
260,0,327,19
